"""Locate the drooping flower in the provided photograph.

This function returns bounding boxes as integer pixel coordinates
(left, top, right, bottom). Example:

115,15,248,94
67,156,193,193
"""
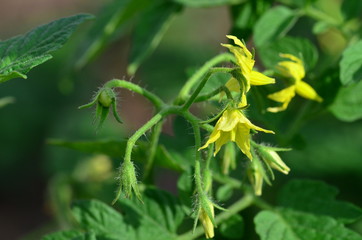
268,54,322,112
221,35,275,92
199,108,274,160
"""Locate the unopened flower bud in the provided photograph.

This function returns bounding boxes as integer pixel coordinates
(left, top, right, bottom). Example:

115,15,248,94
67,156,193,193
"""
199,198,215,239
258,146,290,175
203,169,213,193
113,160,142,204
98,88,115,107
248,160,264,196
222,142,236,175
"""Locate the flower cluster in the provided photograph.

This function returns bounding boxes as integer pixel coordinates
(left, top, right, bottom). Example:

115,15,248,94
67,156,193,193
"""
199,36,319,203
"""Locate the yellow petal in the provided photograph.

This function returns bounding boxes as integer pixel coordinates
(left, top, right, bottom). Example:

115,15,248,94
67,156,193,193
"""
279,53,303,65
225,35,252,59
268,86,296,103
238,93,248,108
238,113,275,134
277,61,305,81
199,129,220,151
250,71,275,85
214,131,231,156
296,81,323,102
235,124,252,160
225,77,240,92
221,44,254,75
216,109,243,132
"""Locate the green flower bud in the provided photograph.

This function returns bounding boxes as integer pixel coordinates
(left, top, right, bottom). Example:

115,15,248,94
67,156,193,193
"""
199,200,215,239
203,169,213,193
222,142,236,175
258,145,291,175
79,85,123,131
247,159,264,196
113,160,142,204
98,88,115,107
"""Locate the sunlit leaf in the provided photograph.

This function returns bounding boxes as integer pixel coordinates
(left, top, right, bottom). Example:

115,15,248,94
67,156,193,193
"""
329,81,362,122
278,179,362,223
259,36,318,71
255,209,362,240
253,6,297,47
340,40,362,85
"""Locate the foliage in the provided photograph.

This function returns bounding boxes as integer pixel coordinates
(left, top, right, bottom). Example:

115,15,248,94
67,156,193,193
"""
2,0,362,240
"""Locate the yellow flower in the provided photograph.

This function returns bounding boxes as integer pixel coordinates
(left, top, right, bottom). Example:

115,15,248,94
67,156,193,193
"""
199,201,215,239
268,54,322,113
199,108,274,160
221,35,275,92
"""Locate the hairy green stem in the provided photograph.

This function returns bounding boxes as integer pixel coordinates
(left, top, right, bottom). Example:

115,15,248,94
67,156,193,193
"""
182,68,233,111
123,107,179,165
143,120,164,182
175,53,235,105
177,194,254,240
194,85,233,102
105,79,165,109
181,111,204,192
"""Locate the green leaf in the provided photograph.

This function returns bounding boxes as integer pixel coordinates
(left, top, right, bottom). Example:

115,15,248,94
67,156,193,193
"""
0,14,93,84
216,184,234,202
312,21,331,34
253,6,297,47
341,0,362,20
76,0,151,68
128,2,181,75
72,200,137,239
171,0,245,7
177,170,194,214
48,139,127,158
340,41,362,85
329,81,362,122
230,1,272,39
219,214,244,239
116,188,185,239
259,37,318,71
278,180,362,223
255,209,362,240
42,230,84,240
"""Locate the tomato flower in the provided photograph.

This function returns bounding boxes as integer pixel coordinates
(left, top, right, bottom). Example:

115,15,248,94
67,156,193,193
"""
221,35,275,92
199,108,274,160
268,54,322,112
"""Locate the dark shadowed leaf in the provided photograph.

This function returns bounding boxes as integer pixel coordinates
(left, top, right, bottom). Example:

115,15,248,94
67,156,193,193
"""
128,1,181,74
0,14,93,83
278,179,362,223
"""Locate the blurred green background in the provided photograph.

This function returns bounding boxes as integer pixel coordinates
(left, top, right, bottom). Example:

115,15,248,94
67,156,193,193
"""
0,0,361,239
